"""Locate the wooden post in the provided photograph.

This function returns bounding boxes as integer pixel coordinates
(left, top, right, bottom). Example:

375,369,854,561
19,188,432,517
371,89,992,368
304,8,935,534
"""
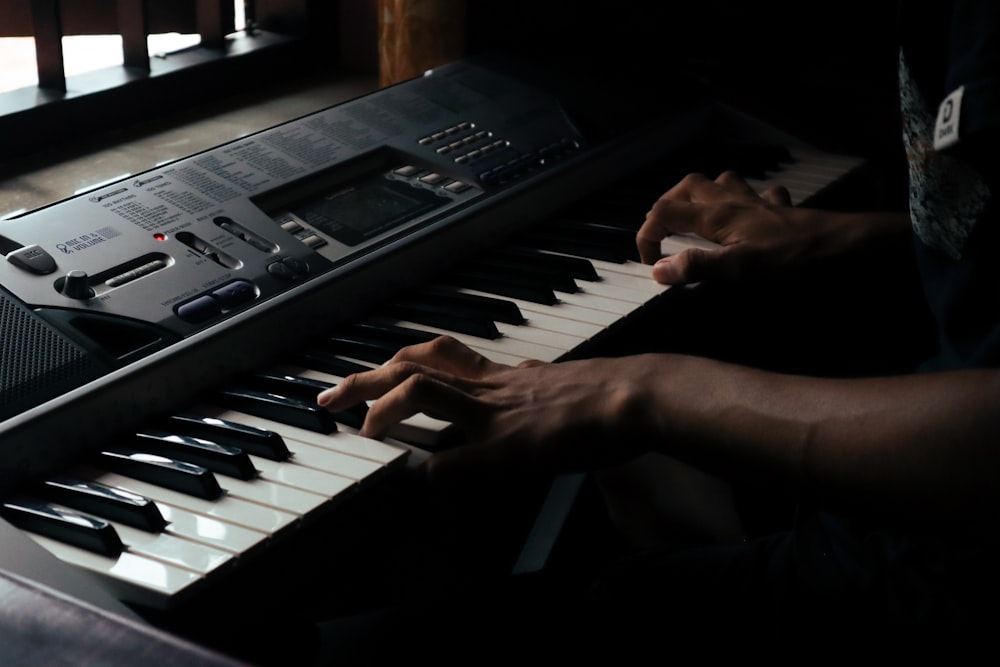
377,0,466,86
30,0,65,91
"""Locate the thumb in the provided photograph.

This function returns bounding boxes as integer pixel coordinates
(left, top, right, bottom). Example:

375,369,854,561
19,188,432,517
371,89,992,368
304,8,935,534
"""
651,246,733,285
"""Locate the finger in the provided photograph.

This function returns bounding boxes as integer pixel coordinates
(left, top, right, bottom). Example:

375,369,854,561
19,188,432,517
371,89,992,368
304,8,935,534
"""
316,358,469,412
713,170,759,198
388,335,507,379
359,372,487,440
637,200,702,264
760,184,792,207
651,246,735,285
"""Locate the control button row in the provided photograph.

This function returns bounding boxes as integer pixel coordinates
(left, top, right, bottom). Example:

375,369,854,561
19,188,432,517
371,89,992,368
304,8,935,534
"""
390,166,474,196
416,121,474,146
479,138,581,186
175,279,259,323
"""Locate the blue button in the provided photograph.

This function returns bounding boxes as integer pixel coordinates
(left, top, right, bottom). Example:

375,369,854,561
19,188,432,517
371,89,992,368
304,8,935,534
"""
212,280,257,308
176,295,222,323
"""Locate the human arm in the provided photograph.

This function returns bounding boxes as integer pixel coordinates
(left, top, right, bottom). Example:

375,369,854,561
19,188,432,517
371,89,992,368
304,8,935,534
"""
317,336,1000,524
637,170,912,285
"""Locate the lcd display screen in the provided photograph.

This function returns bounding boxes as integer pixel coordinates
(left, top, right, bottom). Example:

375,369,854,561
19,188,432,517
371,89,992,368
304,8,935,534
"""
289,177,449,246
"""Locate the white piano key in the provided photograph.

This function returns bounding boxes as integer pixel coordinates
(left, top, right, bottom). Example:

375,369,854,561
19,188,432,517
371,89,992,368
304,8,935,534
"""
575,278,652,305
492,319,586,350
89,471,299,535
509,309,605,340
244,455,359,498
580,257,660,281
152,501,268,555
216,464,343,514
552,291,635,317
26,533,203,607
112,523,234,576
583,265,666,297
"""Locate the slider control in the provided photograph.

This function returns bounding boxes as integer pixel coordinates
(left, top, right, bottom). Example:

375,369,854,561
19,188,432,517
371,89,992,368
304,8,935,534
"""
214,216,278,253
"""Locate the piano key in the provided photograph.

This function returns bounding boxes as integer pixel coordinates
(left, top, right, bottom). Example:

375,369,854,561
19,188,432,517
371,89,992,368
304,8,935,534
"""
546,290,636,317
380,301,502,339
474,256,581,293
213,460,347,514
493,247,600,282
379,301,588,351
446,267,558,305
87,470,299,535
368,315,565,362
273,363,454,447
70,464,271,554
97,448,223,500
151,500,268,555
237,372,369,430
108,522,234,576
40,477,167,532
1,498,123,557
216,387,340,433
413,285,526,324
188,407,391,479
164,413,292,461
294,350,374,378
30,479,235,577
520,229,636,264
456,286,622,328
25,533,204,607
131,430,259,481
319,323,439,365
201,376,407,466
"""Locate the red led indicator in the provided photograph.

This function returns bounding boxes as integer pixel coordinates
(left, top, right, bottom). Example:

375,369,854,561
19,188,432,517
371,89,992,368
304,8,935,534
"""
153,233,167,241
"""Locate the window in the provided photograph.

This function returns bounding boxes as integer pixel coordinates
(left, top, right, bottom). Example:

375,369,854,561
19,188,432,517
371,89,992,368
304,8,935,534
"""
0,1,369,163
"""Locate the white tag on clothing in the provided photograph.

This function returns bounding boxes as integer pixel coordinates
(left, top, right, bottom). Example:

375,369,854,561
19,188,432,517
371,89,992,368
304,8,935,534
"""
934,85,964,151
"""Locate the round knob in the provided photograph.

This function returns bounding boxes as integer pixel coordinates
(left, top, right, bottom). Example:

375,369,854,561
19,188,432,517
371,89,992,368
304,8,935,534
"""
59,270,95,299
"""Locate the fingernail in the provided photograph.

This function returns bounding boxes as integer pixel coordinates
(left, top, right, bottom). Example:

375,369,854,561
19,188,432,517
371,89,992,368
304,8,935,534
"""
652,256,676,284
316,387,336,407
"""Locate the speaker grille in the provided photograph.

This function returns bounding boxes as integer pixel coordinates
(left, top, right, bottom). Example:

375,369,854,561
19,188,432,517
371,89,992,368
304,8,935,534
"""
1,289,104,422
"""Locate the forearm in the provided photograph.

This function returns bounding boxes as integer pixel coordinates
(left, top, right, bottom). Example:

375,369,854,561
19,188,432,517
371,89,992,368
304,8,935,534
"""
629,354,1000,520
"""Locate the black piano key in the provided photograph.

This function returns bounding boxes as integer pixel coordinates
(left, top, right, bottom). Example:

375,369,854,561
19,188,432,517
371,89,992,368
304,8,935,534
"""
320,321,439,365
447,267,558,305
475,257,580,293
216,387,340,434
244,372,369,430
321,332,404,365
381,301,501,339
131,430,258,480
495,247,600,281
518,230,634,264
416,286,525,325
343,322,440,348
295,349,373,378
166,413,292,461
1,498,124,556
544,220,641,260
41,477,167,532
97,448,223,500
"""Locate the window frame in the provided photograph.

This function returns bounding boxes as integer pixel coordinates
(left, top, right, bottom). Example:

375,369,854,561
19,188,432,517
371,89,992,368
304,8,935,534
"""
0,0,369,165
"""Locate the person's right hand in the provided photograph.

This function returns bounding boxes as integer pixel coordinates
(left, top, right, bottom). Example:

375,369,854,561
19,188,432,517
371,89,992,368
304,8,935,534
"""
637,170,849,285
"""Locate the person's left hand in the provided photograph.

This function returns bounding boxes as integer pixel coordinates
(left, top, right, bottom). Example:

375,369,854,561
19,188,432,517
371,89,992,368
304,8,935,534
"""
316,335,656,485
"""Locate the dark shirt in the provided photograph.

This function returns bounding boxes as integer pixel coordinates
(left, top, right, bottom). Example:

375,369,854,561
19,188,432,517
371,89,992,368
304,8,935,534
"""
899,1,1000,369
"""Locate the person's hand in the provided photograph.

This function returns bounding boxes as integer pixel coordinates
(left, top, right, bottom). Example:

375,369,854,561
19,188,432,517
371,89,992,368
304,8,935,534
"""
316,336,657,485
637,170,835,285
